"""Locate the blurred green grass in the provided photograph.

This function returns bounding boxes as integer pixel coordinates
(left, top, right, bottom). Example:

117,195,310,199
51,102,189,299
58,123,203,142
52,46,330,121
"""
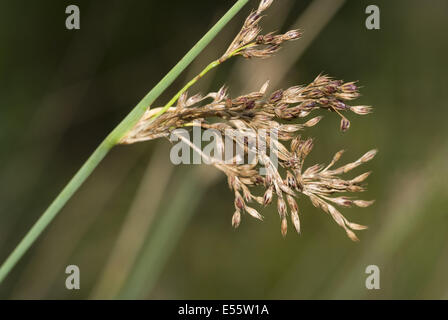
0,0,447,299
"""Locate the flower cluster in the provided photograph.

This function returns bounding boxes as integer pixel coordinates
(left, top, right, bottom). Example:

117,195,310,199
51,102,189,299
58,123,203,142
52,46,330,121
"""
120,0,377,240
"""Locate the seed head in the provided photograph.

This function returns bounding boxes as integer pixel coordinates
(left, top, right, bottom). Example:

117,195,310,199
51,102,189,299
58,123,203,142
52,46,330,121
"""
119,0,377,241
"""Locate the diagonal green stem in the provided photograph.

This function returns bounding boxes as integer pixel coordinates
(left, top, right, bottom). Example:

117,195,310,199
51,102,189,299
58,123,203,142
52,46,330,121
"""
0,0,249,284
150,43,255,122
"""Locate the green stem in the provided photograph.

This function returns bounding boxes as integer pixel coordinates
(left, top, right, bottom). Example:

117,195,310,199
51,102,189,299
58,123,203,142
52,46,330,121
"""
150,43,255,121
151,60,220,120
0,0,249,285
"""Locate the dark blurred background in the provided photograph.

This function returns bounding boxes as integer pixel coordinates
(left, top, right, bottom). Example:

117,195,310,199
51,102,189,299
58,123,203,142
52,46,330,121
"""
0,0,447,299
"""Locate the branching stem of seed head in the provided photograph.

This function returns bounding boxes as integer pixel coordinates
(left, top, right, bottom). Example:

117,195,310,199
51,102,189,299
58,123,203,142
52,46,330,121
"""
150,44,255,122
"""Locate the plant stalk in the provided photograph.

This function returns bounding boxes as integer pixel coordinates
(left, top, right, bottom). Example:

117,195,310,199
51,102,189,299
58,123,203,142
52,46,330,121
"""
150,43,254,122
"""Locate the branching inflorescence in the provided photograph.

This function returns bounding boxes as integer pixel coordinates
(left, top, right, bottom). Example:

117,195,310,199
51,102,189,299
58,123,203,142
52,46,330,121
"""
120,0,377,241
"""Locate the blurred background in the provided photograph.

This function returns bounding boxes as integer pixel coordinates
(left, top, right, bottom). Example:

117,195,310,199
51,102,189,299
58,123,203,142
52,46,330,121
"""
0,0,447,299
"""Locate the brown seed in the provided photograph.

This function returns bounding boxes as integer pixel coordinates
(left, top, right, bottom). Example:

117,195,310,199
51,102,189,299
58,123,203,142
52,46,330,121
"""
232,211,241,228
281,218,288,237
263,186,273,206
353,200,375,207
290,210,301,234
361,149,378,162
350,105,372,115
286,171,297,189
234,192,245,210
277,198,287,217
351,172,372,184
245,206,263,220
340,118,351,132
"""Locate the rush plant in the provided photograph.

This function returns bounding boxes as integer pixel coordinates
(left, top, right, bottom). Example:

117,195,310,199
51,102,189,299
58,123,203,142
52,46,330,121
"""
120,0,376,239
0,0,376,284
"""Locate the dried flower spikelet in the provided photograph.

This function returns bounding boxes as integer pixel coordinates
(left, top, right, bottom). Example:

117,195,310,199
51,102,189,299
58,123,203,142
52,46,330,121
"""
350,171,371,184
340,118,350,132
223,0,301,60
256,30,302,45
234,191,245,211
302,138,314,156
285,171,297,189
332,149,345,163
304,116,323,127
286,195,301,234
281,217,288,237
277,197,287,217
232,211,241,228
350,105,373,115
294,145,377,240
354,200,375,208
267,74,371,132
361,149,378,162
263,186,273,206
327,204,365,242
258,0,274,12
245,206,263,220
223,0,274,57
284,29,302,41
290,210,301,234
